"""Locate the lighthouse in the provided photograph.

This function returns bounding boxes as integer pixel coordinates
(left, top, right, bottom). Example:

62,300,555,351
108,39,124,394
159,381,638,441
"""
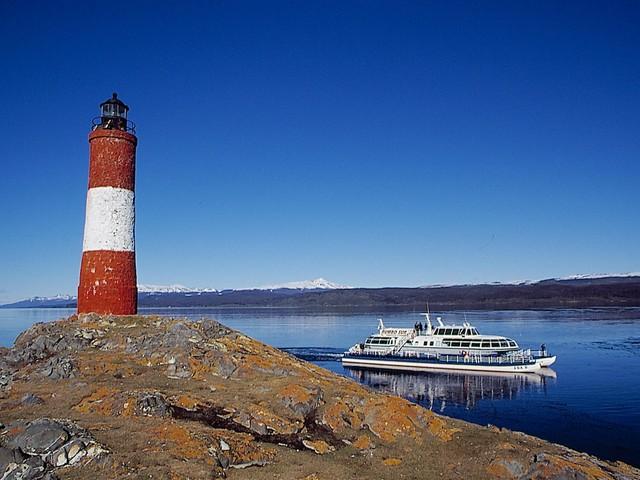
77,93,138,315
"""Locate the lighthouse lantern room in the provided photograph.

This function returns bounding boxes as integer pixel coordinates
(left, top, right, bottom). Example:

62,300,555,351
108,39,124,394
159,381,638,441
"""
93,93,135,133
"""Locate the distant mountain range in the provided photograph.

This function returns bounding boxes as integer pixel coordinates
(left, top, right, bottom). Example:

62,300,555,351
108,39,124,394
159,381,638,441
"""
3,274,640,310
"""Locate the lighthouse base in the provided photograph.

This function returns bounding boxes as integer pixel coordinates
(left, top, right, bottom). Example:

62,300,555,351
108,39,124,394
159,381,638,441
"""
78,250,137,315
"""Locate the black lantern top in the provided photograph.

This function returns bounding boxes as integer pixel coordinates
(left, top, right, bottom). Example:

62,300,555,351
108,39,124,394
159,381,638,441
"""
92,93,135,133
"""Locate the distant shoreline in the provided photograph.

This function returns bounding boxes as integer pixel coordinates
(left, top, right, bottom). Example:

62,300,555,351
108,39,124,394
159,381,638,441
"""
3,275,639,311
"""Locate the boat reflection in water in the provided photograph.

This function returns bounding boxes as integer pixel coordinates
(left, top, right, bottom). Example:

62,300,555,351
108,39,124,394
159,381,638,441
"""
344,366,557,412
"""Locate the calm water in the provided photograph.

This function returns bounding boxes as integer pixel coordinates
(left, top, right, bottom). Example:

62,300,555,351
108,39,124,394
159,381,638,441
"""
1,307,639,466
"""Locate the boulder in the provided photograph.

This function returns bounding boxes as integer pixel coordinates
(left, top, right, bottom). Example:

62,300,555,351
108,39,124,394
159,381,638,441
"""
20,394,44,406
136,393,172,417
0,447,26,476
1,418,106,479
10,419,69,456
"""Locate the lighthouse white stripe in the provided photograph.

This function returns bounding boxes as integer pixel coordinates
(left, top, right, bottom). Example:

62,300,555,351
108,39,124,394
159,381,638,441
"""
82,187,135,252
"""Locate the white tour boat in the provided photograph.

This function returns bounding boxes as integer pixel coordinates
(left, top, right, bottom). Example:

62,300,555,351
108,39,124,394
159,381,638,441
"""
342,312,557,373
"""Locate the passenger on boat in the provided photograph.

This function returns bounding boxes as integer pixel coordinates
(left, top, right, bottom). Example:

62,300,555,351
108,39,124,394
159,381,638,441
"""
540,344,547,355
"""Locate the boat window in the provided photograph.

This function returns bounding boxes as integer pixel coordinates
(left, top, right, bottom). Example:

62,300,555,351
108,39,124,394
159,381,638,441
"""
451,341,461,347
444,329,452,335
471,342,480,347
481,341,491,348
490,341,500,348
508,341,517,347
429,341,434,346
499,341,508,347
365,338,373,344
461,341,471,347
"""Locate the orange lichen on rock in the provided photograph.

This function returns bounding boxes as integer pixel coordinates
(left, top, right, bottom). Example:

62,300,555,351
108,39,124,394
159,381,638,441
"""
279,383,316,404
187,356,211,380
76,352,136,378
352,434,374,450
534,453,620,480
423,410,462,442
383,458,403,466
320,398,362,434
363,395,427,442
244,403,300,435
486,460,520,479
121,396,138,417
151,422,212,463
73,387,120,416
217,431,277,466
302,439,335,455
172,394,202,410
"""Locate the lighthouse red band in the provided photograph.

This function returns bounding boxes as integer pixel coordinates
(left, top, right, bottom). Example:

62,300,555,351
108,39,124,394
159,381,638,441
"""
78,94,138,315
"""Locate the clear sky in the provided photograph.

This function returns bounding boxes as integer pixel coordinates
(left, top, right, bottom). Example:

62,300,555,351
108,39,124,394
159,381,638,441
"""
1,1,639,302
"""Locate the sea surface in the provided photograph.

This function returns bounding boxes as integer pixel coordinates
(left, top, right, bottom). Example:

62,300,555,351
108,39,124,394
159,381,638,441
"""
1,307,639,466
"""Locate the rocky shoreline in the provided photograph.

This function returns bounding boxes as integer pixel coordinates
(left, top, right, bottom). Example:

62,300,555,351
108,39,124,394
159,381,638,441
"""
1,314,638,479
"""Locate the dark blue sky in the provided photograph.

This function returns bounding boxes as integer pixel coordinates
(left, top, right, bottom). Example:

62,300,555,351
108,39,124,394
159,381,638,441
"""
1,1,639,302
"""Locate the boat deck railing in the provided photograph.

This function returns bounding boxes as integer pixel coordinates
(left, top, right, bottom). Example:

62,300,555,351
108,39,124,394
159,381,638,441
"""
345,348,538,365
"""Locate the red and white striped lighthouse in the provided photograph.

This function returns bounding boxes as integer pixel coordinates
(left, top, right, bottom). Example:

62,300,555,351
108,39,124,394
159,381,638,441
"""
78,93,138,315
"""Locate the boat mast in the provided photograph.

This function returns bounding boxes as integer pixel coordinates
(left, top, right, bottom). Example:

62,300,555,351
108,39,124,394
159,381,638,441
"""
421,303,433,335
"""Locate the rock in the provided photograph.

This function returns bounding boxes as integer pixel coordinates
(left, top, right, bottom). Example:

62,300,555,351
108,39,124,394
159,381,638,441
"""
40,357,75,380
217,453,230,469
0,372,12,390
0,447,26,475
219,439,230,451
46,446,68,467
20,394,44,406
279,384,323,419
229,460,268,469
65,440,86,465
302,439,335,455
352,434,374,450
136,393,172,417
11,419,69,455
487,458,526,478
0,418,105,478
166,361,192,379
165,323,198,350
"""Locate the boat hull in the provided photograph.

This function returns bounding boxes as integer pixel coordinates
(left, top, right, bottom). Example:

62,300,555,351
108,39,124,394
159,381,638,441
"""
341,355,542,373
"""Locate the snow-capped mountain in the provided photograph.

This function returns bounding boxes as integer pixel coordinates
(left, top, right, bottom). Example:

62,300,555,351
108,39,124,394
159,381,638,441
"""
138,284,217,294
554,272,640,281
257,278,351,291
27,294,76,302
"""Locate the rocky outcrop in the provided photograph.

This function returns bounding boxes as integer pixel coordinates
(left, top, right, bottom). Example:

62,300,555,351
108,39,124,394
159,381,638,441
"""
1,314,639,479
0,418,106,479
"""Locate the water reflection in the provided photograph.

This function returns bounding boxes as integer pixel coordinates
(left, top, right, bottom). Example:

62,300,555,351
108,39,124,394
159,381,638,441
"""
344,366,557,412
